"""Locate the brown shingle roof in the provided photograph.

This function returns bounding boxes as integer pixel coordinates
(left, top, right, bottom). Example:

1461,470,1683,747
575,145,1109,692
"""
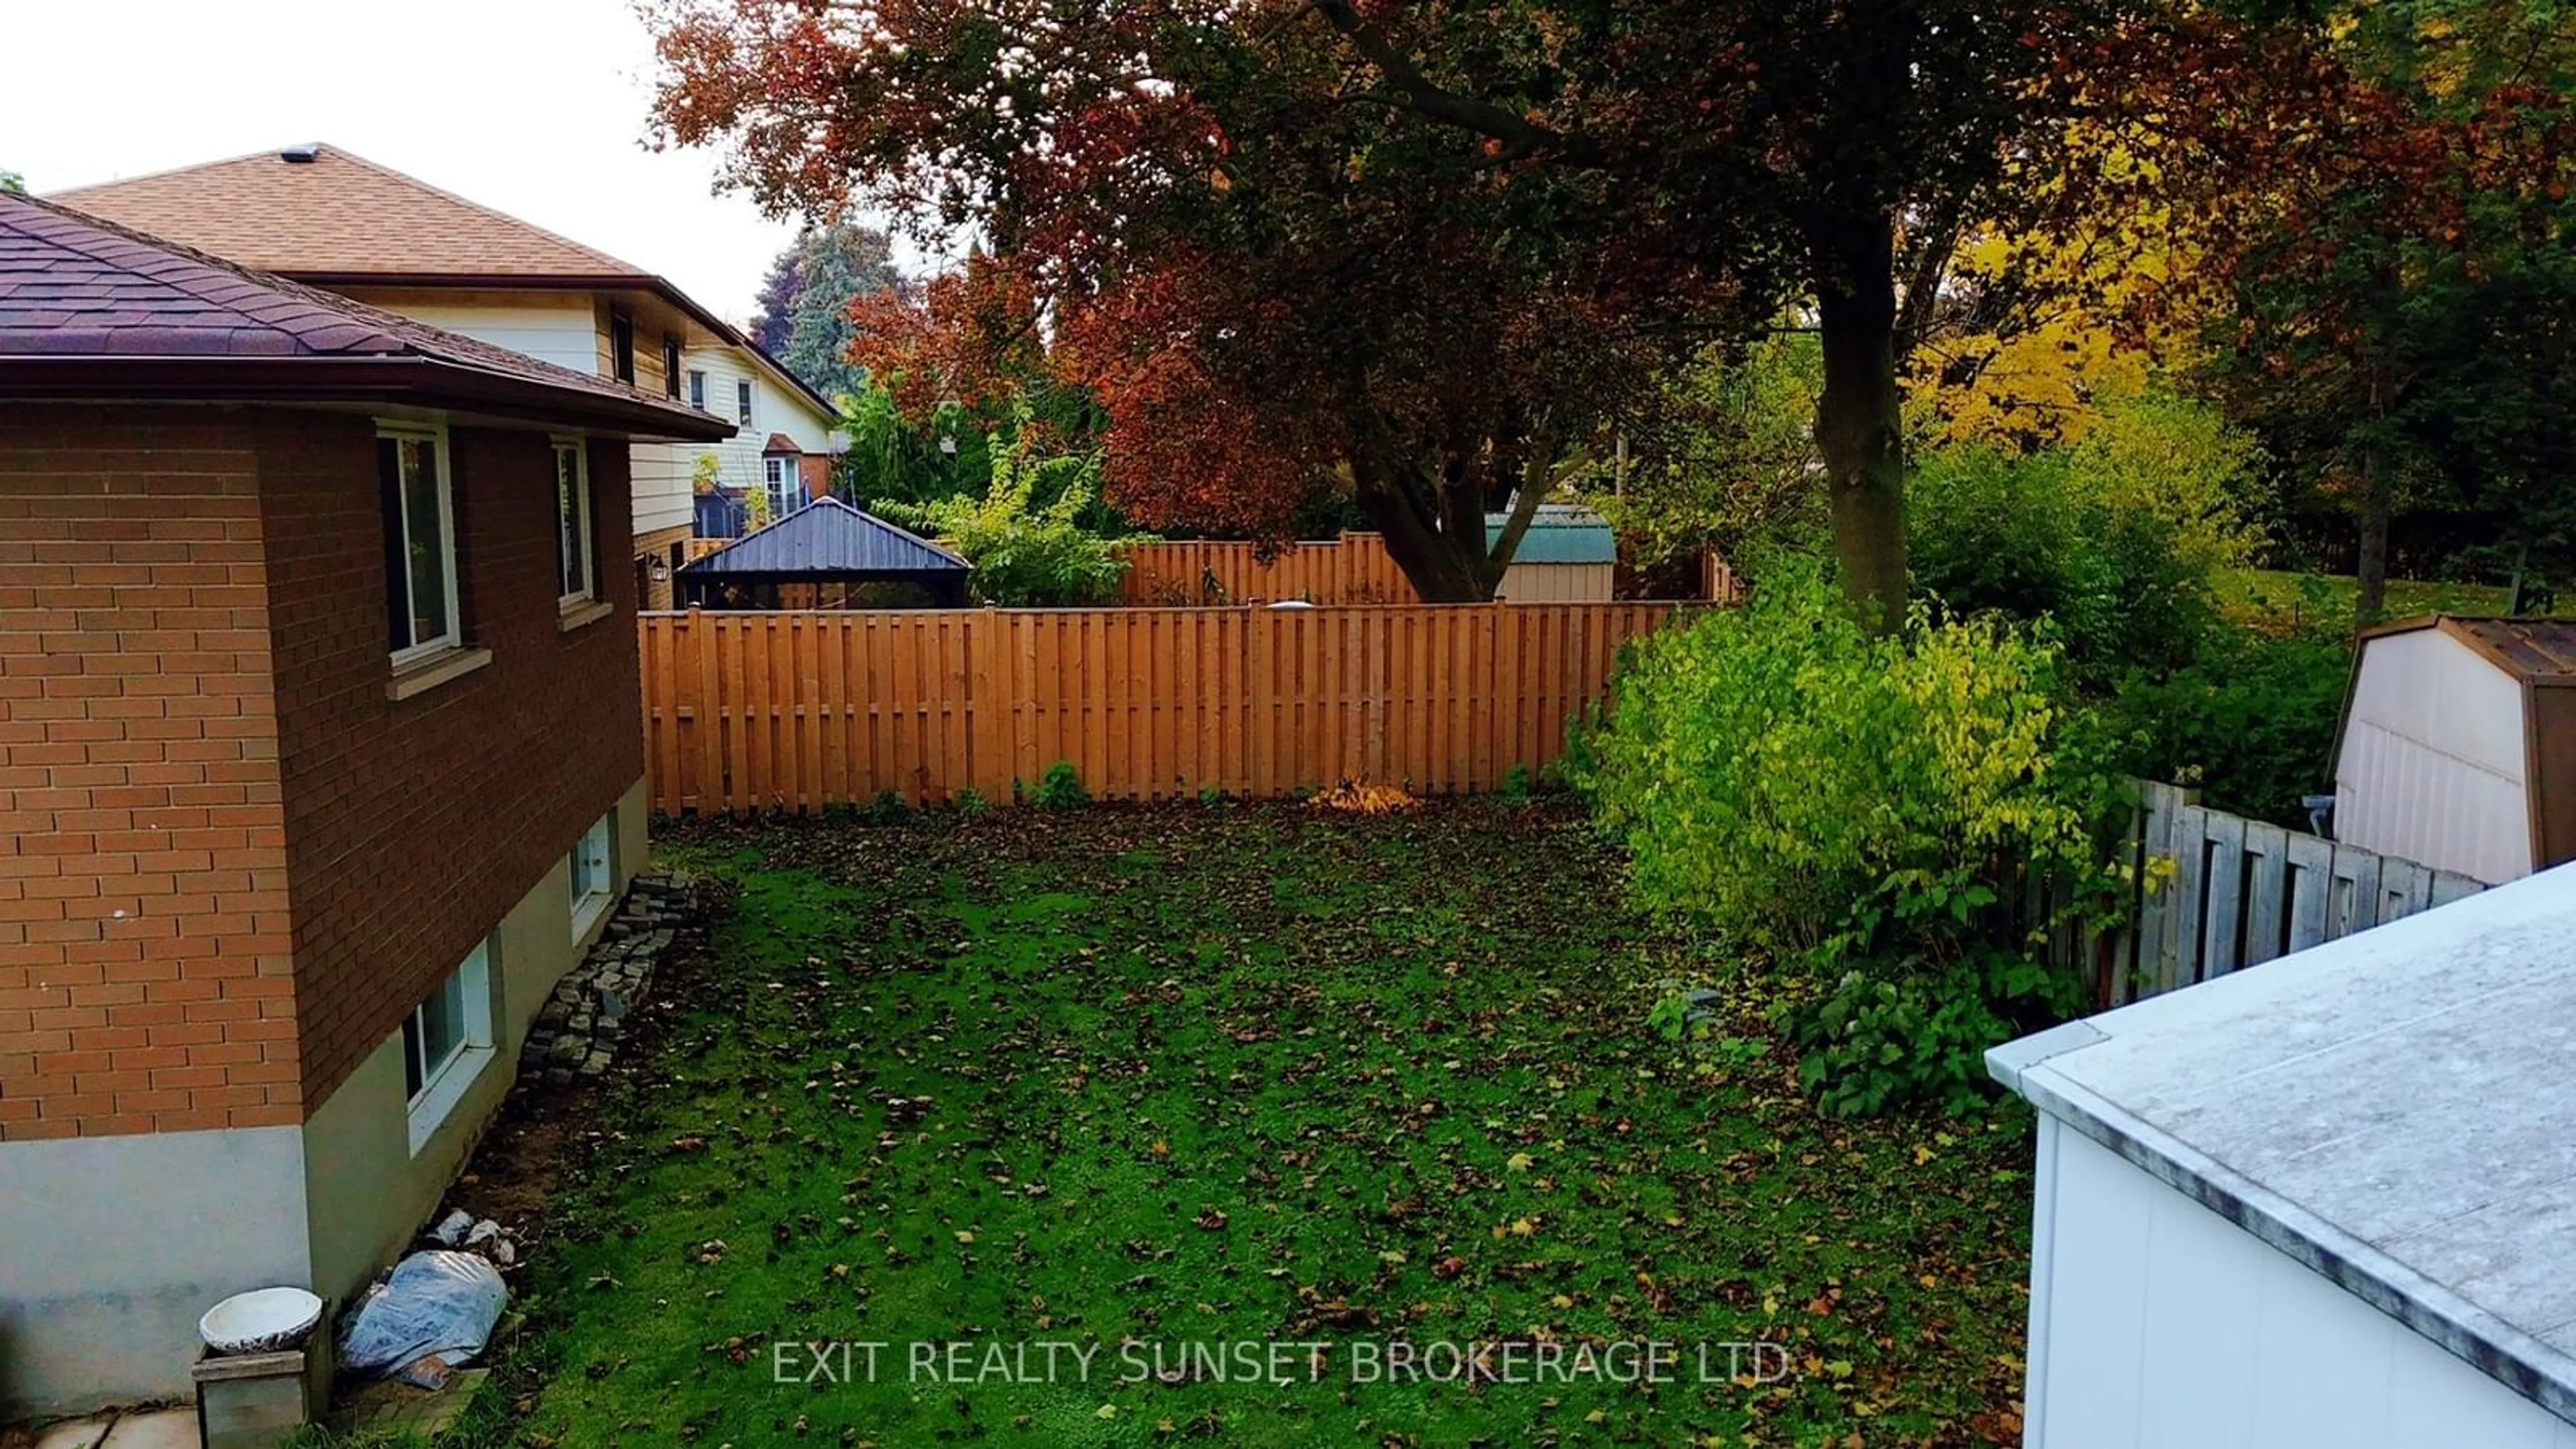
54,144,647,278
0,191,732,441
2450,619,2576,681
2361,616,2576,682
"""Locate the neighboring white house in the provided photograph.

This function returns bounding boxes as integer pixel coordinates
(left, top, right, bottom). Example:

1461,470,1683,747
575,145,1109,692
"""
1990,864,2576,1448
653,340,841,525
52,143,838,608
2333,616,2576,884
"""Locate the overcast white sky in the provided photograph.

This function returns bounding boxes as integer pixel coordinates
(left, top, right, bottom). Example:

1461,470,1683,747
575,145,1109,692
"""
0,0,880,323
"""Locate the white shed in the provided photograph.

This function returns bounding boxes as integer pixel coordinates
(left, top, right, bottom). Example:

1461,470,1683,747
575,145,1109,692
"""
2334,616,2576,883
1990,863,2576,1448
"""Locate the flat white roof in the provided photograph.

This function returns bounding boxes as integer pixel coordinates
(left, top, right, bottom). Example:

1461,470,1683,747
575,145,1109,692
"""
1992,862,2576,1422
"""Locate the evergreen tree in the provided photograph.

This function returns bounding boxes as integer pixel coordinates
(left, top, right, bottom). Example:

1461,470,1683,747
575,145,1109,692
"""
743,223,905,402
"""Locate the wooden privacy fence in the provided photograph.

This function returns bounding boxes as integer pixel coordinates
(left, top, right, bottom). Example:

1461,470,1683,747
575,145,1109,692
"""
1118,534,1418,605
639,602,1680,814
2076,780,2487,1006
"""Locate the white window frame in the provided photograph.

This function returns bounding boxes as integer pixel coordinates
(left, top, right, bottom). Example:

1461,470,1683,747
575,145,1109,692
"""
402,938,495,1155
762,456,800,519
554,438,594,608
736,378,754,425
688,370,707,411
380,423,462,668
570,812,614,939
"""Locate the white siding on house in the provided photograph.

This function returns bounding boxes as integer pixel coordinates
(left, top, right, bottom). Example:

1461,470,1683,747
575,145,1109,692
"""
2334,628,2534,883
384,298,601,375
631,442,697,539
371,294,698,545
2026,1120,2576,1449
673,344,834,499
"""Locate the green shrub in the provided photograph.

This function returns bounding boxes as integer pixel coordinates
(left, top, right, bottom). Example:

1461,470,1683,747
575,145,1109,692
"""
1908,431,2345,826
1198,785,1224,808
878,395,1145,607
2102,625,2351,826
2063,388,2269,573
1499,763,1534,806
1784,945,2079,1116
1570,564,2120,1113
1035,761,1091,810
954,787,991,816
1909,443,2218,686
862,788,910,824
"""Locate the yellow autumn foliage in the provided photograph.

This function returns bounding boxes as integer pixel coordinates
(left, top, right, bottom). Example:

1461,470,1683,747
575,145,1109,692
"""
1907,136,2204,447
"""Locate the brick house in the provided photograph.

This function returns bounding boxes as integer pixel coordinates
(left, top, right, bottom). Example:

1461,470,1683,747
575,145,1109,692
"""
0,193,732,1415
54,144,839,608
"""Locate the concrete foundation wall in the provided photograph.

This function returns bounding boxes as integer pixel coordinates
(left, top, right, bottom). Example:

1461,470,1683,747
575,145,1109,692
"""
0,1126,309,1419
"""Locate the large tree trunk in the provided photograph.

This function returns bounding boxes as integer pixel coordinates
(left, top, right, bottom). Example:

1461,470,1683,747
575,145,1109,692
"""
1811,210,1909,634
1354,466,1500,602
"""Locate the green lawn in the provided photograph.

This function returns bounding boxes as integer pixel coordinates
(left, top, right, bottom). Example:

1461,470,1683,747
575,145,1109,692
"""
496,803,2032,1448
2215,567,2520,633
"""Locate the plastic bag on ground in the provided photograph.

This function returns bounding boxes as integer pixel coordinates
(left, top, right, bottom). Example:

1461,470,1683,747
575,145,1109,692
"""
338,1250,508,1385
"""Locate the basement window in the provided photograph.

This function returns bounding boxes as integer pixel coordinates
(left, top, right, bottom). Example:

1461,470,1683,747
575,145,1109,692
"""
404,939,495,1154
570,812,614,939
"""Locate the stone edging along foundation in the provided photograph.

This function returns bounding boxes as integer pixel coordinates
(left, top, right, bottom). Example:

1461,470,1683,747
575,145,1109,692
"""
522,873,702,1085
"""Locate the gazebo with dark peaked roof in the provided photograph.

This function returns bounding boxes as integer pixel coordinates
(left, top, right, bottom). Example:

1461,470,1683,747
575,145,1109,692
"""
677,496,971,608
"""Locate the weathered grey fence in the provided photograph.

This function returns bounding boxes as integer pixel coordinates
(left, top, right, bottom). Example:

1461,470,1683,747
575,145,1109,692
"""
2092,780,2487,1006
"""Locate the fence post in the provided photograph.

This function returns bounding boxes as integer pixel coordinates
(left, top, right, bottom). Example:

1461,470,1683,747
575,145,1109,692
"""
688,608,722,817
971,607,1008,802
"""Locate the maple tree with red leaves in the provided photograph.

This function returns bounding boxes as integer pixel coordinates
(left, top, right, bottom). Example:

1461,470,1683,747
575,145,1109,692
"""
844,250,1043,423
644,0,2328,614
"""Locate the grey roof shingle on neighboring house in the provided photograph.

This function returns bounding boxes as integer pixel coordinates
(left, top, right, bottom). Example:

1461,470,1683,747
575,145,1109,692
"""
0,191,733,440
681,497,969,579
52,143,839,417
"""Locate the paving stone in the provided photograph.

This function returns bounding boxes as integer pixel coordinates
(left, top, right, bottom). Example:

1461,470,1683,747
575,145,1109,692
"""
343,1367,488,1436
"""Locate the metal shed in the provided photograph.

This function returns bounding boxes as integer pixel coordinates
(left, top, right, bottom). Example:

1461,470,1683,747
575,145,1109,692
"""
2334,616,2576,883
1992,864,2576,1447
1485,504,1615,602
677,496,970,609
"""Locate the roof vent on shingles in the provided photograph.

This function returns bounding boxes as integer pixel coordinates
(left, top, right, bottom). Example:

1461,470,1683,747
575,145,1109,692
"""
52,143,651,278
